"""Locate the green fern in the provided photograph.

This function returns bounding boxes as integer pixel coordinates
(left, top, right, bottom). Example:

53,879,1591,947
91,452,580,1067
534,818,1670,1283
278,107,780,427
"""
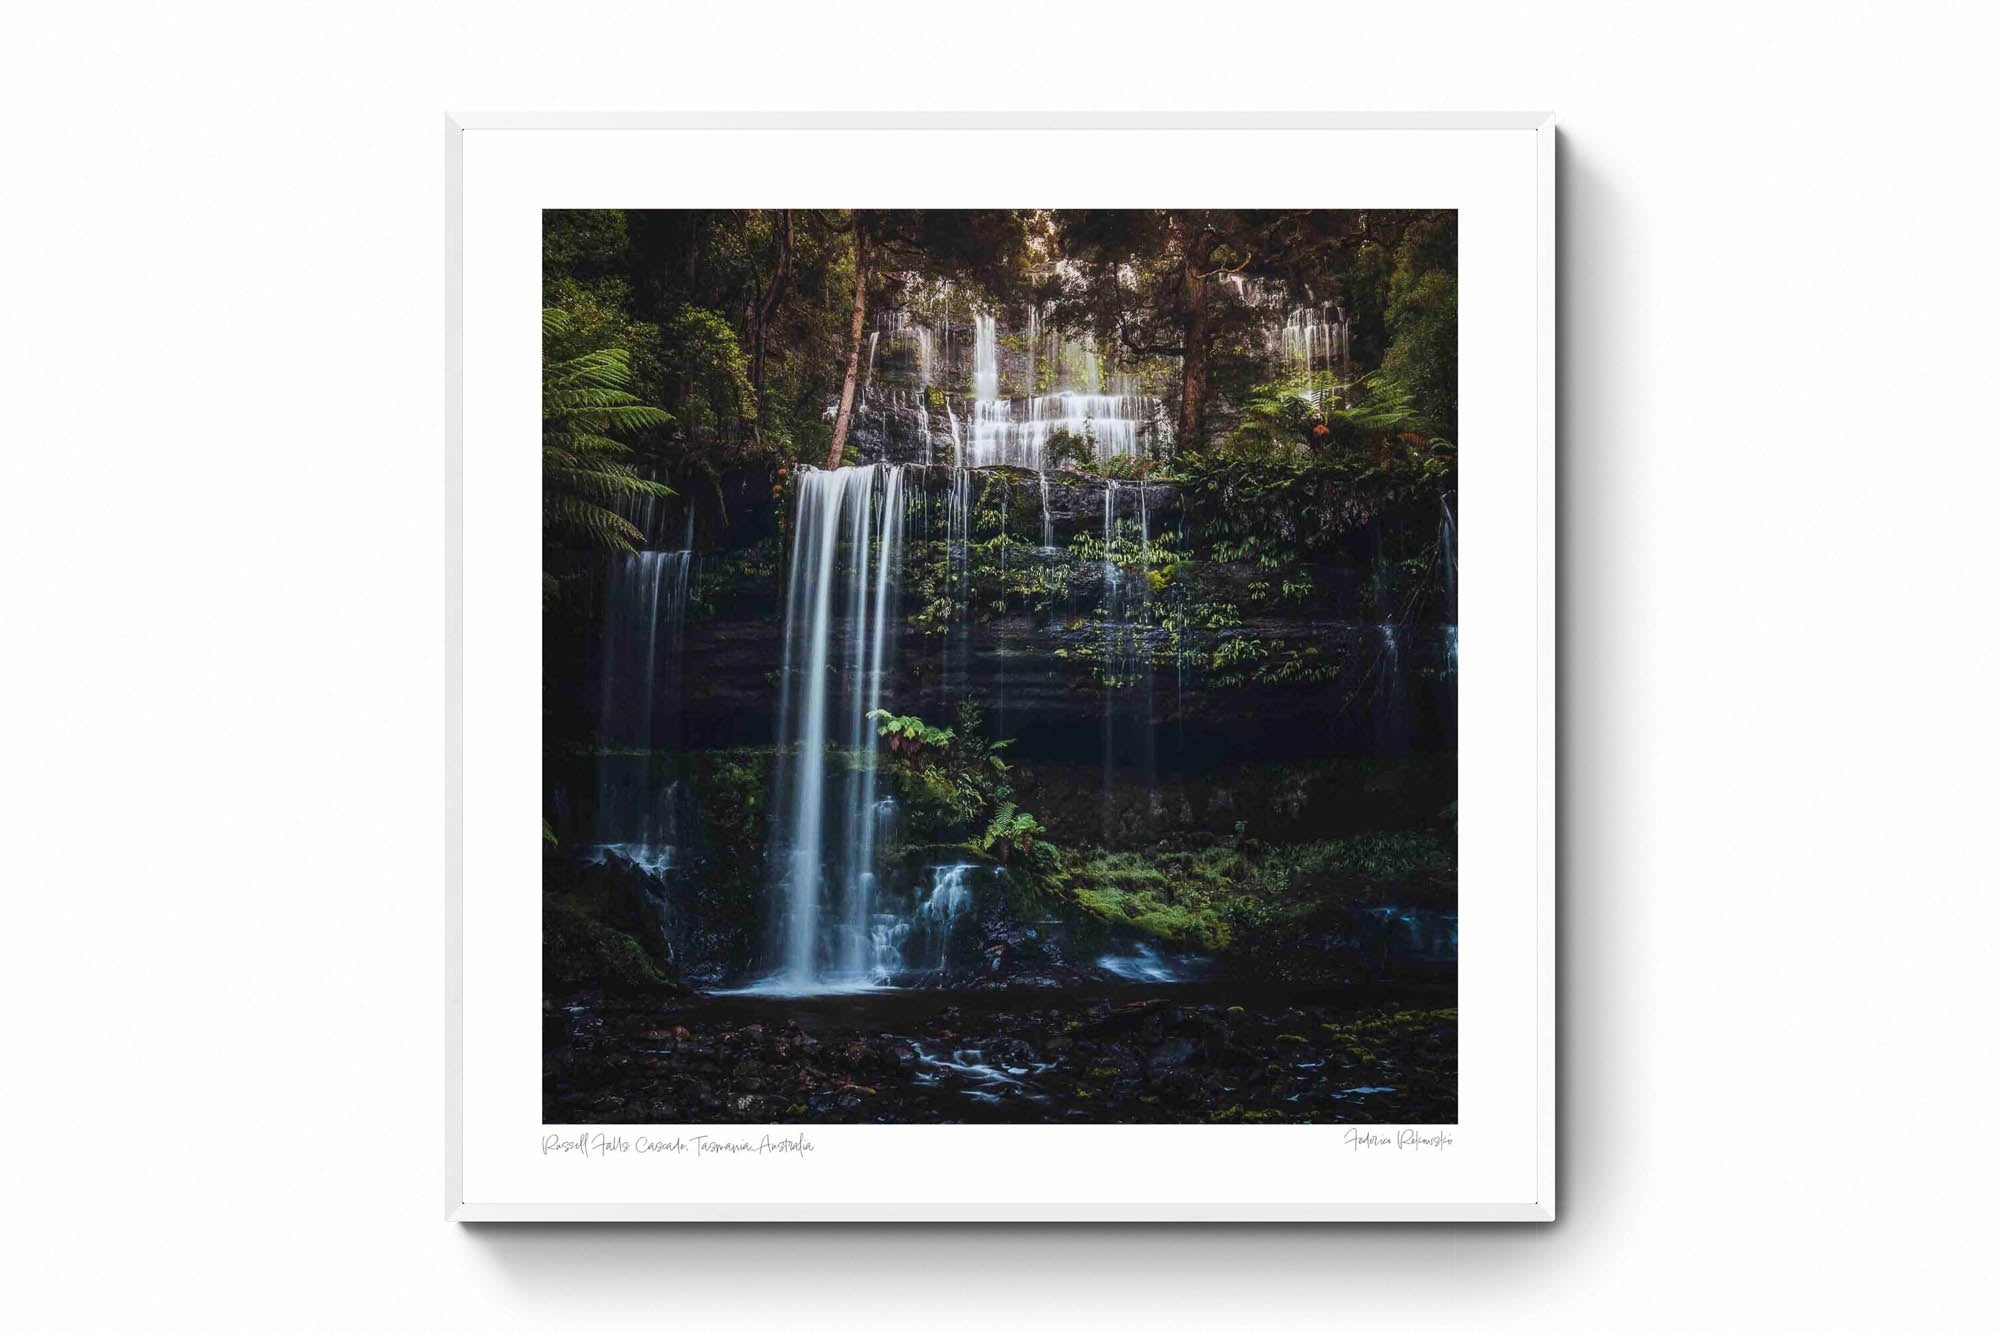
543,306,675,552
976,802,1045,864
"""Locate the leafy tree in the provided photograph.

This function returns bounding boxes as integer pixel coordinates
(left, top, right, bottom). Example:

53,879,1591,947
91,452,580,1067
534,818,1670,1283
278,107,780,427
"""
1381,265,1457,438
1050,210,1265,447
1041,427,1094,472
824,209,1031,468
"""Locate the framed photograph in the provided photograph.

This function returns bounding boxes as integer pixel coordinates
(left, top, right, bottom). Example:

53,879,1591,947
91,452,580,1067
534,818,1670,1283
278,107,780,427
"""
450,113,1554,1221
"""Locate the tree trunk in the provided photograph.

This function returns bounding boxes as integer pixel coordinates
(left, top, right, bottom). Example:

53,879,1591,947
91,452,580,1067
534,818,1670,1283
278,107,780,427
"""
1177,254,1208,445
749,209,794,440
823,221,872,470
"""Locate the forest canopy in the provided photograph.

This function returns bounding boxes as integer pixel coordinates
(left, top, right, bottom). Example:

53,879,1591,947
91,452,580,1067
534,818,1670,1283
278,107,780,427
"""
541,208,1457,553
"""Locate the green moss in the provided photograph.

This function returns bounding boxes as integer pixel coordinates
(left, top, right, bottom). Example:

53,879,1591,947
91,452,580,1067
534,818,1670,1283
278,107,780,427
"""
543,898,669,991
1058,832,1454,950
1207,1104,1283,1123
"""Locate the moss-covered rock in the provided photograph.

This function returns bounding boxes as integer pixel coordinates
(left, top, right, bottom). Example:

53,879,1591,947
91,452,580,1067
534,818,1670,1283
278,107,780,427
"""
1055,831,1455,956
542,897,679,993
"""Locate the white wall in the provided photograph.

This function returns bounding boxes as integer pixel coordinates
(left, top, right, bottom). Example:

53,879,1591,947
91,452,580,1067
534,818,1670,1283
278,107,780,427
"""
2,3,1991,1328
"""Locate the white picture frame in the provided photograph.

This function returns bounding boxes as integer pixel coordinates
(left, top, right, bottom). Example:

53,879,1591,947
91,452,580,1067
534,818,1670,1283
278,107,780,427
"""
449,113,1555,1221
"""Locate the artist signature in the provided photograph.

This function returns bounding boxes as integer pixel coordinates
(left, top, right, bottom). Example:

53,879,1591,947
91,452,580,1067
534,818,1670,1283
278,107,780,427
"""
1342,1128,1456,1152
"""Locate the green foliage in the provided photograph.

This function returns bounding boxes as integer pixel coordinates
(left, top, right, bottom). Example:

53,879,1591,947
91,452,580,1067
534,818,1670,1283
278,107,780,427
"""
1094,453,1157,481
542,306,674,553
1216,370,1435,464
663,304,755,443
1381,226,1458,437
870,709,955,753
537,207,1454,511
543,897,669,991
1204,633,1338,689
1061,832,1454,948
543,209,631,294
869,698,1030,847
1041,427,1093,472
975,802,1046,864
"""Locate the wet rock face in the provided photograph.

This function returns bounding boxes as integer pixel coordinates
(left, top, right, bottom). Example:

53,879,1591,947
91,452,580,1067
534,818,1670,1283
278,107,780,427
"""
1010,756,1456,849
843,394,944,466
569,464,1452,761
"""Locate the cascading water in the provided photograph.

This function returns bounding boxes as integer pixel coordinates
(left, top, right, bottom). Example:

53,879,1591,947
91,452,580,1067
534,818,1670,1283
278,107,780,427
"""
1100,480,1121,833
1439,494,1458,673
1282,302,1350,415
973,311,999,402
967,311,1167,469
912,863,974,971
1094,480,1156,833
1374,621,1407,746
590,541,695,875
762,464,906,992
596,547,694,749
836,860,978,983
943,464,973,700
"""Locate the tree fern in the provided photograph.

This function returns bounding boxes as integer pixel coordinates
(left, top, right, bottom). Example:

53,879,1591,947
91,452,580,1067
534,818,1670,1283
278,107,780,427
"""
543,306,674,553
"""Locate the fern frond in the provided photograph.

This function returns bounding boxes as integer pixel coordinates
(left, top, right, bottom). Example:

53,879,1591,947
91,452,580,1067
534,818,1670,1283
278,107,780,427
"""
545,349,632,389
545,465,673,501
544,386,647,412
592,404,672,430
543,430,636,458
545,494,644,553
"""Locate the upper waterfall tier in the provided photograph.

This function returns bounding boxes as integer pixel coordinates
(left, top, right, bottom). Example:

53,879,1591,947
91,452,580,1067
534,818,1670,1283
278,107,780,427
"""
846,306,1173,470
967,309,1166,470
967,391,1161,469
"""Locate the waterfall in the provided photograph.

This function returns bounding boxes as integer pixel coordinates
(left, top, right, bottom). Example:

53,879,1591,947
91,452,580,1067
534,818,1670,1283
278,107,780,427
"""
763,464,905,991
973,312,999,402
1440,494,1458,673
596,549,694,749
1439,493,1458,605
1026,305,1037,396
590,544,695,875
915,863,974,969
944,463,972,700
869,862,976,979
1282,303,1348,415
998,489,1009,609
1376,622,1405,737
968,310,1164,470
1102,480,1119,588
1093,479,1156,824
1037,471,1053,548
1101,481,1121,834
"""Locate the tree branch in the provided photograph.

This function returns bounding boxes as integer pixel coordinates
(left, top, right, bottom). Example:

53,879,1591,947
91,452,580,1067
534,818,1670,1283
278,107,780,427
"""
1195,250,1255,279
1116,319,1183,359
